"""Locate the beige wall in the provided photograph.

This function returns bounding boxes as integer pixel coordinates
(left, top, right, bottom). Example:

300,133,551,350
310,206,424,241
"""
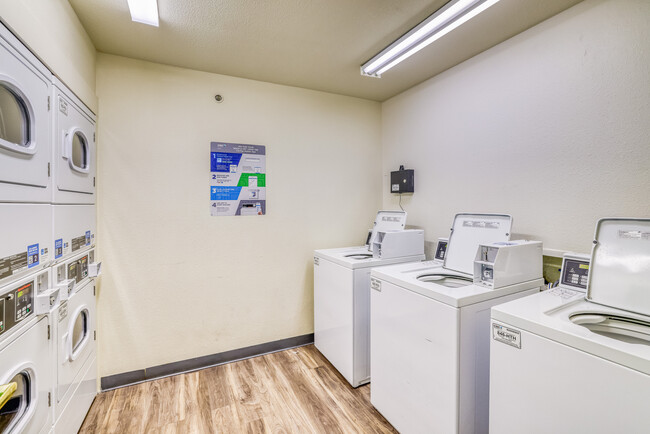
382,0,650,257
0,0,97,111
95,54,382,376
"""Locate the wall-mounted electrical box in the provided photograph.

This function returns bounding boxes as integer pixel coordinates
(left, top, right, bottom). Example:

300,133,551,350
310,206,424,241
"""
391,166,414,193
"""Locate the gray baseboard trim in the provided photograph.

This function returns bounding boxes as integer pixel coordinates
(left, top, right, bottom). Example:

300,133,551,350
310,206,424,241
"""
100,333,314,391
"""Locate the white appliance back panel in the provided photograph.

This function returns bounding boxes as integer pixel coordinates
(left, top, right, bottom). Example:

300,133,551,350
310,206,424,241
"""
444,213,512,275
367,210,407,248
588,218,650,316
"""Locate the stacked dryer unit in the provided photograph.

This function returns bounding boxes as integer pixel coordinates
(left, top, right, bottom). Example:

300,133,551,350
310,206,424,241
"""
50,77,99,434
0,22,56,434
0,21,100,434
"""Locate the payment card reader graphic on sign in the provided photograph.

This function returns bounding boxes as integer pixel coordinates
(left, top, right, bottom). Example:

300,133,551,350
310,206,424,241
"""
210,142,266,216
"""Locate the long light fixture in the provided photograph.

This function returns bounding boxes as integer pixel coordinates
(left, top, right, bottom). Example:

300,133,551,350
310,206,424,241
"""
361,0,500,77
126,0,159,27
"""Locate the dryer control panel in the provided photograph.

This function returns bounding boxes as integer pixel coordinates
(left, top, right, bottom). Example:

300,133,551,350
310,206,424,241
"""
67,255,88,283
0,280,34,336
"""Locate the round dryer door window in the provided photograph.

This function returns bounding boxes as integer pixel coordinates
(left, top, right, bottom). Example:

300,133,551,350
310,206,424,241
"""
0,84,30,148
71,309,88,354
70,131,88,171
0,372,31,433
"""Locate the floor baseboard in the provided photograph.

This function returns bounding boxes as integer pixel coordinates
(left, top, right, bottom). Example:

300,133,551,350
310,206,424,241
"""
100,333,314,390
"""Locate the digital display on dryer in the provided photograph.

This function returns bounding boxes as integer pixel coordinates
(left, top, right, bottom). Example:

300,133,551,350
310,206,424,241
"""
15,282,33,322
561,259,590,289
79,255,88,280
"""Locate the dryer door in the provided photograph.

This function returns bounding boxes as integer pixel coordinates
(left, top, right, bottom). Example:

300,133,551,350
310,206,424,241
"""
0,317,52,434
56,280,95,411
53,84,95,204
0,28,51,203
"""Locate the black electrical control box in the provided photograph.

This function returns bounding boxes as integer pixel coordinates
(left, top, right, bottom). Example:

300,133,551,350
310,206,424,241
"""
390,166,414,193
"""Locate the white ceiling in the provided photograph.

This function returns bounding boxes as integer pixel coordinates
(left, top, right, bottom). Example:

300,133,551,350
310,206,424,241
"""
69,0,583,101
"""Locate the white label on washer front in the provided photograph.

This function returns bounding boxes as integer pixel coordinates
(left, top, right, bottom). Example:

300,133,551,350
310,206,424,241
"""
58,301,68,322
59,98,68,115
370,278,382,292
492,323,521,349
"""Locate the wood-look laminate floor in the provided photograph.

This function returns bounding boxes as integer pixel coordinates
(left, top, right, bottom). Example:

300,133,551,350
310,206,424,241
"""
80,344,397,433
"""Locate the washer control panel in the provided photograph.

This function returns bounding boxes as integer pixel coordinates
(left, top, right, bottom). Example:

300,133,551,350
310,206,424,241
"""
435,238,448,262
561,257,590,290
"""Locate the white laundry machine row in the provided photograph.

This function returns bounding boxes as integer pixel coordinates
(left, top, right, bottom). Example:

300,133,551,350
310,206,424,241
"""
0,268,58,434
370,213,544,434
51,77,96,205
490,219,650,434
0,22,52,204
0,204,52,288
314,211,425,387
52,205,96,265
51,248,99,434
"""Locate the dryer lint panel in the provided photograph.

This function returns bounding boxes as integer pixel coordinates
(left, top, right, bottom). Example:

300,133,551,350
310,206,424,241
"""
0,203,52,287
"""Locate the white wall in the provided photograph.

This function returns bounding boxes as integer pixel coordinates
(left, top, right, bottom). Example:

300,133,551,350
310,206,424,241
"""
382,0,650,256
0,0,97,111
95,54,382,376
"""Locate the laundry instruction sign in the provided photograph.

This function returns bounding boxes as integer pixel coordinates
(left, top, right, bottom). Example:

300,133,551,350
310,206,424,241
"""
210,142,266,216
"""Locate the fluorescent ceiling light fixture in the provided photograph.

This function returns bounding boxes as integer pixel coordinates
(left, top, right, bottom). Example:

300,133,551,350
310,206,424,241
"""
361,0,500,77
127,0,159,27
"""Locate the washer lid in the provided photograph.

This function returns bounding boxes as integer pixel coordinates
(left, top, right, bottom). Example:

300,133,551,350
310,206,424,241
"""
366,210,407,248
443,213,512,275
587,218,650,316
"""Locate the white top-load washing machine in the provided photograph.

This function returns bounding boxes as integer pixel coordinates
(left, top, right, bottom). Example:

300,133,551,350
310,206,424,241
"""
0,23,52,204
0,269,56,434
490,218,650,433
51,248,99,433
51,77,96,205
314,210,425,387
370,213,544,434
